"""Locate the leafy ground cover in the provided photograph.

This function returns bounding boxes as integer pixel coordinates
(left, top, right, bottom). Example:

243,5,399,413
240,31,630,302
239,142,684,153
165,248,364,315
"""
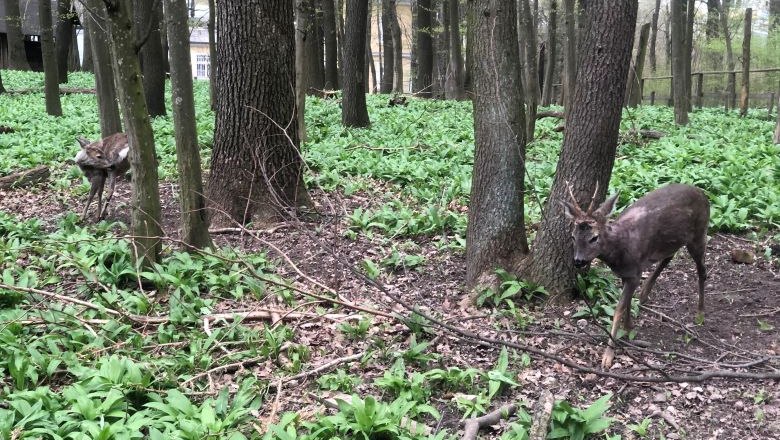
1,70,779,439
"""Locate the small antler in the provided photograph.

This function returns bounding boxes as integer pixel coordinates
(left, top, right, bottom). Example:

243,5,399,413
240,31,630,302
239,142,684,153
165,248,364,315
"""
565,180,585,216
585,181,599,215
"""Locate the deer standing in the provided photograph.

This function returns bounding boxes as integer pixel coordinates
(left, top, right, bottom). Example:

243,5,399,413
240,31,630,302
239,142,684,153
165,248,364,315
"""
74,133,130,221
562,184,710,368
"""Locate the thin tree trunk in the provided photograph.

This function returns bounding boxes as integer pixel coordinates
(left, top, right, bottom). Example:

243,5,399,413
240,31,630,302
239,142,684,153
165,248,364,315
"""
135,0,167,117
684,0,694,112
415,0,434,97
774,87,780,144
366,4,377,93
68,28,80,71
466,0,527,287
40,0,63,116
380,0,395,93
525,0,637,296
82,0,122,137
295,0,308,142
562,0,576,119
445,0,464,99
303,0,325,94
342,0,371,126
626,22,650,108
163,0,212,250
208,0,217,108
82,27,94,72
103,0,163,268
55,0,74,83
519,0,538,140
706,0,720,38
671,0,689,124
434,0,449,98
337,0,346,89
0,70,5,93
391,0,403,93
323,0,339,89
739,8,751,117
5,0,30,70
719,0,735,110
649,0,660,73
464,0,474,95
541,0,557,107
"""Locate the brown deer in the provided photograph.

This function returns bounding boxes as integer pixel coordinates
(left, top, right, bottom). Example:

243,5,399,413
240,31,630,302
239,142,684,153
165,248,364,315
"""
74,133,130,221
562,183,710,368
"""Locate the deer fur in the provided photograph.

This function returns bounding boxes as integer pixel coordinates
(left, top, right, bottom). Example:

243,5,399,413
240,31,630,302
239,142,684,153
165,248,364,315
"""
562,183,710,369
74,133,130,221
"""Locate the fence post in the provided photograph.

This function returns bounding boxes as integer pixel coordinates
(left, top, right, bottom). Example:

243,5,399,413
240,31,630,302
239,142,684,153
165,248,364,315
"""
650,90,656,105
728,72,737,110
695,73,704,109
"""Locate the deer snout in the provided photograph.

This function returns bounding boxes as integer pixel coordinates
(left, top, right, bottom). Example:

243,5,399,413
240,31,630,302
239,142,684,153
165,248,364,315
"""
573,258,590,268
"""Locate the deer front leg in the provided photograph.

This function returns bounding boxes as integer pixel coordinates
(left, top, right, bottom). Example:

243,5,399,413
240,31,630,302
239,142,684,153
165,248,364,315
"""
81,174,104,222
639,256,673,304
99,172,118,219
602,277,640,369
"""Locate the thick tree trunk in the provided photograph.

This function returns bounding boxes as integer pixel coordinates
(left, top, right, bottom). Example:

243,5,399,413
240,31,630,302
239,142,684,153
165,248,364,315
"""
68,28,80,71
720,0,735,110
208,0,217,108
391,0,403,93
380,0,395,93
295,0,308,142
466,0,527,287
323,0,339,89
342,0,371,126
445,0,464,99
5,0,30,70
83,0,122,137
541,0,557,107
562,0,576,119
739,8,751,117
55,0,74,83
135,0,167,117
163,0,212,250
303,0,325,94
415,0,434,97
208,0,311,227
82,27,94,72
40,0,63,116
649,0,660,73
671,0,689,124
519,0,538,140
524,0,637,296
103,0,163,268
626,22,650,108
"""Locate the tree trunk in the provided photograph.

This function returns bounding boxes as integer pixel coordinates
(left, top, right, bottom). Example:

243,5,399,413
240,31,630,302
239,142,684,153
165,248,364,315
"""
55,0,74,83
68,28,80,71
303,0,325,94
562,0,576,119
103,0,163,268
208,0,217,108
342,0,371,126
684,0,694,112
323,0,339,89
770,0,780,36
391,0,403,93
671,0,689,124
648,0,660,74
541,0,557,107
739,8,751,117
519,0,538,141
524,0,637,296
0,70,5,94
380,0,395,93
466,0,527,287
163,0,212,250
208,0,311,227
135,0,167,117
626,22,650,108
706,0,720,39
295,0,308,142
415,0,434,97
82,26,94,72
434,0,449,98
774,89,780,144
464,0,474,95
445,0,464,99
366,3,377,93
719,0,735,110
40,0,63,116
5,0,30,70
82,0,122,137
337,0,346,88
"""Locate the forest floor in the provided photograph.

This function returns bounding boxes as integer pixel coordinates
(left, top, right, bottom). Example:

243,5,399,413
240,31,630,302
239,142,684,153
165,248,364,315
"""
2,177,778,440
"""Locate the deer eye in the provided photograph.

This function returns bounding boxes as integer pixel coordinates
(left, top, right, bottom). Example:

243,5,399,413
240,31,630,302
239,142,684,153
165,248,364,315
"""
589,236,599,243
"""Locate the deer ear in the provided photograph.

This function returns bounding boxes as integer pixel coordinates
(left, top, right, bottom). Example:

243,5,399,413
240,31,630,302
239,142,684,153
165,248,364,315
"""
594,193,619,218
76,137,91,148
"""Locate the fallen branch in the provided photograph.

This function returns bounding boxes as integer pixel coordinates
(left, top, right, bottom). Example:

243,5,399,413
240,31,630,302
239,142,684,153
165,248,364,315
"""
183,356,265,385
462,403,519,440
0,166,50,189
529,391,555,440
276,352,365,386
536,110,564,119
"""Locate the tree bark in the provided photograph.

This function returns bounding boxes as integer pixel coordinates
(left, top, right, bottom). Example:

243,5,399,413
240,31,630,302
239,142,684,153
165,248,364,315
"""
390,0,403,93
0,70,5,93
770,0,780,36
706,0,720,39
208,0,217,108
82,0,123,137
342,0,371,126
5,0,30,70
434,0,449,98
163,0,212,250
562,0,576,119
82,25,94,72
415,0,434,97
303,0,325,94
55,0,75,83
365,3,377,93
40,0,63,116
464,0,474,95
626,22,650,108
208,0,311,227
295,0,308,142
519,0,538,140
445,0,464,99
684,0,694,112
466,0,528,287
739,8,751,117
380,0,395,93
524,0,637,296
719,0,735,110
541,0,557,107
774,89,780,144
68,27,80,71
135,0,167,117
649,0,660,73
671,0,689,124
103,0,163,268
323,0,339,89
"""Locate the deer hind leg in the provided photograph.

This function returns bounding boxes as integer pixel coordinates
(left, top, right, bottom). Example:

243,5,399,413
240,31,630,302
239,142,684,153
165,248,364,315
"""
686,240,707,321
602,277,640,369
99,172,118,220
81,174,104,222
639,256,673,305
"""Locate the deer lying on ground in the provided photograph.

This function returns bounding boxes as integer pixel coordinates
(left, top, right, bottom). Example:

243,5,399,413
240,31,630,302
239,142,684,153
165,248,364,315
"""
562,183,710,369
74,133,130,221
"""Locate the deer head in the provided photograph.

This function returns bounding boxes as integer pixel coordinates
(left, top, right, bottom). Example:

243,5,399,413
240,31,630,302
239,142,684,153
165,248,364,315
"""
561,183,619,268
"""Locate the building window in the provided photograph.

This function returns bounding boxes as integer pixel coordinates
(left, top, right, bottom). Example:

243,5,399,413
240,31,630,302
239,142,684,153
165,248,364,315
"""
196,54,210,79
